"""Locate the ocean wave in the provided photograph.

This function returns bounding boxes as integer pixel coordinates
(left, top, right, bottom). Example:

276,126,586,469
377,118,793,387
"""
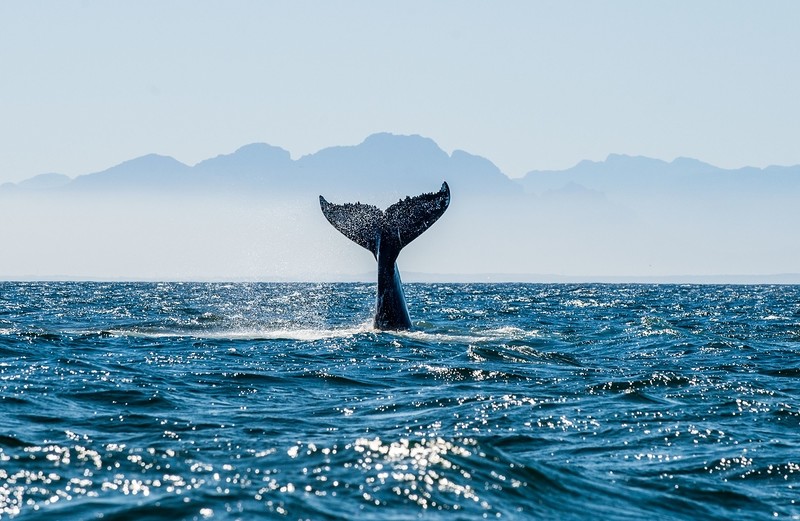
2,283,799,519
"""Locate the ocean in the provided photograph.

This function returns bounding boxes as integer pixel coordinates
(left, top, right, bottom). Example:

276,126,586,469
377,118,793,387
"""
0,282,798,520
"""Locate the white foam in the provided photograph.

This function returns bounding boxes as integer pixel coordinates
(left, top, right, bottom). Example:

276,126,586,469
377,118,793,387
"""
101,325,373,342
390,325,541,344
75,323,541,344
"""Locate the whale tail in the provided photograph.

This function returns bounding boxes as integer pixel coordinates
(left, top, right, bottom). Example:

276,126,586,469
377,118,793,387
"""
319,182,450,257
319,182,450,330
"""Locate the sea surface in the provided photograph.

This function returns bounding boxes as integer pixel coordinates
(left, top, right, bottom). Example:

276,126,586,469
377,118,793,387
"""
1,282,798,520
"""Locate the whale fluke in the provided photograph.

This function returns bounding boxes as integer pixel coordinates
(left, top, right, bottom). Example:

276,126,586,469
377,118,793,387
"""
320,182,450,330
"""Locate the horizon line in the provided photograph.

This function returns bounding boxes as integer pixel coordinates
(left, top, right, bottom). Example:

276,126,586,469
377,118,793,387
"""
2,272,799,285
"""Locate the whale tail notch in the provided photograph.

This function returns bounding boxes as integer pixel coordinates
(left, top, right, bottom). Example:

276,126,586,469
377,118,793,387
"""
319,182,450,256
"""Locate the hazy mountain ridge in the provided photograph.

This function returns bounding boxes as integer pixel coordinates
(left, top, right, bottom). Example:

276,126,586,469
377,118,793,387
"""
2,133,798,281
520,153,800,198
4,134,799,203
0,133,521,200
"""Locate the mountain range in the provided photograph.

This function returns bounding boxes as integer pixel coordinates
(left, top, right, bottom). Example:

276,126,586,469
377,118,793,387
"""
4,132,799,201
519,154,800,200
1,132,798,281
0,133,518,200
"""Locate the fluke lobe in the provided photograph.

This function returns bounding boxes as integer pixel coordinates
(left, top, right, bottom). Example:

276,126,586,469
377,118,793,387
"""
319,182,450,330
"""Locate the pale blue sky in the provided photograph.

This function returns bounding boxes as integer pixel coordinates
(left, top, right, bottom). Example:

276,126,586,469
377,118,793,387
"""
1,1,799,184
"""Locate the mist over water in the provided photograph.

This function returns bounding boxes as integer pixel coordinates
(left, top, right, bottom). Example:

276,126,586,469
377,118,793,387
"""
0,194,359,281
1,189,797,281
2,133,798,281
1,282,798,519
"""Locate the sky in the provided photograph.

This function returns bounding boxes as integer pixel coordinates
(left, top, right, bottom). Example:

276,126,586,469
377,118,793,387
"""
2,1,800,185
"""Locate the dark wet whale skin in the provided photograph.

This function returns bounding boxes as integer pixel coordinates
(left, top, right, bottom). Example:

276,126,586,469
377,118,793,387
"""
319,182,450,330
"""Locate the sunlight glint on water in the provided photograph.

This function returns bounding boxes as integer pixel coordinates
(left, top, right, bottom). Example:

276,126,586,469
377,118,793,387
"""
0,282,798,520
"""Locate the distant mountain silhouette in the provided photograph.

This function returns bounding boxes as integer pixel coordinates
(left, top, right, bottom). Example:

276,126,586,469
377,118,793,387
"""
2,133,521,199
68,154,193,191
193,143,296,191
2,135,799,281
519,154,800,199
5,136,800,205
0,172,71,192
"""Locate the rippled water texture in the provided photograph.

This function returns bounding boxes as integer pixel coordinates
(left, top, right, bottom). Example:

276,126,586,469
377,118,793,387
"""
1,282,799,520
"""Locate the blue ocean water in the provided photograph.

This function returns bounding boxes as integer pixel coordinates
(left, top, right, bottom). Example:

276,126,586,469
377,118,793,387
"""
0,282,798,520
